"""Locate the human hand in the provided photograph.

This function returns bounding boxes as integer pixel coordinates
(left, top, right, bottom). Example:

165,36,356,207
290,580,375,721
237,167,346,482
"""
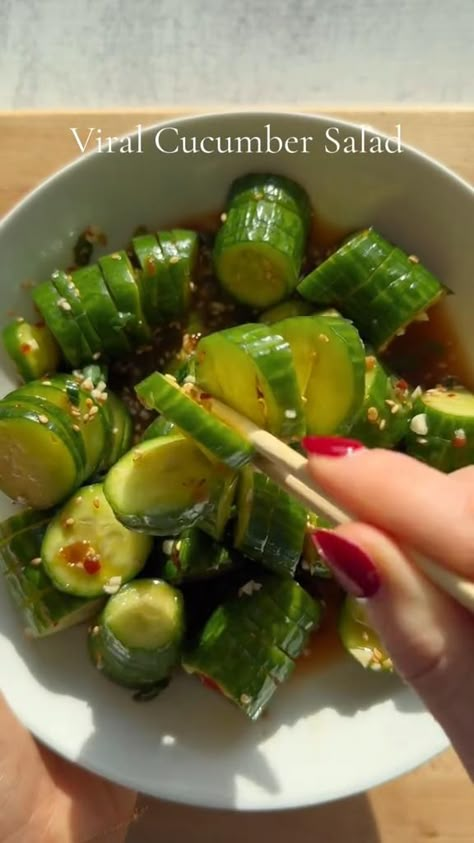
304,436,474,779
0,693,137,843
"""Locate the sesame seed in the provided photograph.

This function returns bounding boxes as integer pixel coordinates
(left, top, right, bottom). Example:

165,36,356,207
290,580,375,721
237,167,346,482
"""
82,377,94,391
408,254,420,264
362,631,369,642
385,399,395,408
390,404,400,414
414,311,429,322
103,576,122,595
379,419,387,430
96,381,107,394
72,424,81,432
318,333,330,343
132,450,143,462
220,212,227,222
169,255,180,264
58,298,72,312
411,385,423,400
284,408,297,419
238,580,262,597
92,351,101,360
89,405,99,416
410,413,429,436
162,539,174,555
365,355,376,371
93,497,100,509
112,427,119,435
85,397,93,408
111,252,122,260
91,625,100,636
395,327,406,337
30,557,42,566
75,496,83,504
38,414,49,425
367,406,379,423
42,380,52,386
16,316,25,324
417,437,428,445
65,517,75,527
240,694,252,705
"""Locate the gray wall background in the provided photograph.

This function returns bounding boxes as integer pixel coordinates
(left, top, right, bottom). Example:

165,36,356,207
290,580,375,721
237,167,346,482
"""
0,0,472,108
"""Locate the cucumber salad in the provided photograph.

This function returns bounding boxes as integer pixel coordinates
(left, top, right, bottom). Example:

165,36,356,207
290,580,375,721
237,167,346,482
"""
0,173,472,719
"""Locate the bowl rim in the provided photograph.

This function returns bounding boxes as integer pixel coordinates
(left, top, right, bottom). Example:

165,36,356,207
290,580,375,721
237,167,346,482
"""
1,109,467,808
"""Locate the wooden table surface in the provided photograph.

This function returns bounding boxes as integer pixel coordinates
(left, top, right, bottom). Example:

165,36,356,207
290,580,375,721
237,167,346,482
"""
0,109,472,842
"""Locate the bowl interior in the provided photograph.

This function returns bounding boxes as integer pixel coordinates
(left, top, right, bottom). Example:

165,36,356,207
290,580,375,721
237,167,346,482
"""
1,111,469,808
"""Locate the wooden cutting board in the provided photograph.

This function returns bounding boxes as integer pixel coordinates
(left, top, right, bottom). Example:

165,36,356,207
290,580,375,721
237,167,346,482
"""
0,110,472,843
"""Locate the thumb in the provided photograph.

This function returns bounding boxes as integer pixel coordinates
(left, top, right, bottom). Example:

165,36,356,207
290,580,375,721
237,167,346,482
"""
313,523,474,779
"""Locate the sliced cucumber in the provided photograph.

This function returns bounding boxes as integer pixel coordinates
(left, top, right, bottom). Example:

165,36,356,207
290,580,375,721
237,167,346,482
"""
195,323,305,439
41,484,152,598
32,280,90,367
297,229,446,350
197,468,238,542
234,467,307,577
161,527,236,584
136,371,254,469
274,312,365,435
132,233,167,325
214,175,310,308
0,509,104,637
89,579,184,690
350,356,413,448
51,269,103,356
99,251,151,344
99,391,133,471
300,512,332,578
71,264,131,357
104,433,234,535
183,575,319,720
259,299,314,324
0,398,85,508
228,174,311,222
157,230,198,318
13,375,106,478
405,385,474,472
2,320,61,382
142,415,176,440
339,595,393,672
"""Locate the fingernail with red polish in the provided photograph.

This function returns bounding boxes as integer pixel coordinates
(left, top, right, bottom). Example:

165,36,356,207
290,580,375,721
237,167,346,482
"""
302,436,364,457
312,530,380,598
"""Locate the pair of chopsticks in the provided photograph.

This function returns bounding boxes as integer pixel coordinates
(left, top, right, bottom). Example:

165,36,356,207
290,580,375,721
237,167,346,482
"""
205,393,474,614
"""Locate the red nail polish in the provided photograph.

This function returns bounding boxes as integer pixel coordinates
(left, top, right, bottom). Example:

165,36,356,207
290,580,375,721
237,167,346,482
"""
312,530,380,598
302,436,364,457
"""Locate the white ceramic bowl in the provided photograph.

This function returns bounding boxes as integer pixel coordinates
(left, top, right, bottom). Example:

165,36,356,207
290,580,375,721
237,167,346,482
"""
0,112,472,810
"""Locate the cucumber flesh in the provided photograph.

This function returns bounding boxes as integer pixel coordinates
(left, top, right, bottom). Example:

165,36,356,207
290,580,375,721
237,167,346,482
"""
132,233,167,325
161,527,236,584
349,356,413,448
274,312,365,435
99,251,151,344
2,320,61,382
136,371,254,469
195,323,305,439
339,596,393,672
41,484,152,598
99,391,133,471
157,230,198,318
32,280,90,367
228,174,311,221
71,265,132,357
89,578,184,690
0,509,104,638
51,269,103,356
104,433,233,535
405,385,474,472
0,399,84,508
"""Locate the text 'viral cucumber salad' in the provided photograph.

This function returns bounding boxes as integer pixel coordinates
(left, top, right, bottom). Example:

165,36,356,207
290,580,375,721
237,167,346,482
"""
0,174,472,719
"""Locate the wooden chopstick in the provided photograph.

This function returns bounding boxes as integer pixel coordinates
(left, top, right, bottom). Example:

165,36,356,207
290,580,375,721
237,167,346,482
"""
204,392,474,614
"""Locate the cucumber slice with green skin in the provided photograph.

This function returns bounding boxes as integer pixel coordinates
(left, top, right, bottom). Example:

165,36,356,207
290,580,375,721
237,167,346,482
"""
104,433,234,535
195,323,305,439
32,280,90,367
142,415,176,440
0,511,104,638
183,576,318,720
339,596,393,672
71,265,132,357
300,512,332,578
228,174,311,223
136,371,254,469
41,484,152,598
89,579,184,690
98,251,151,344
99,391,133,471
0,398,85,508
349,356,413,448
157,230,198,318
13,376,106,478
404,385,474,472
274,312,365,435
297,229,445,351
51,269,103,356
132,233,167,325
161,527,236,584
2,320,61,382
234,468,307,577
196,469,238,542
259,299,314,324
214,200,308,308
